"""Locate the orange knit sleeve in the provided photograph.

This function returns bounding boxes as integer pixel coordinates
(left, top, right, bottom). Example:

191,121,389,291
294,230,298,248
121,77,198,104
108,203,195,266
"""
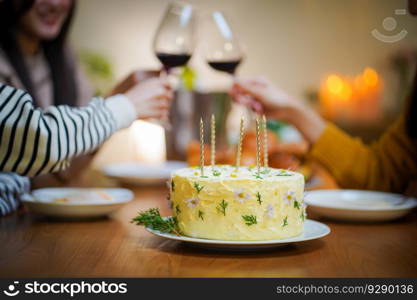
308,117,417,192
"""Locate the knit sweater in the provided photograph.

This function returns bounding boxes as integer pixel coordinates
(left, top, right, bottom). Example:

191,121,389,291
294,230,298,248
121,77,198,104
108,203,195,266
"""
309,117,417,193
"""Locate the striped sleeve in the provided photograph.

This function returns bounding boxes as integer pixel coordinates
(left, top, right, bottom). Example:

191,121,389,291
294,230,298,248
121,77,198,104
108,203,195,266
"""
0,84,136,177
0,172,30,216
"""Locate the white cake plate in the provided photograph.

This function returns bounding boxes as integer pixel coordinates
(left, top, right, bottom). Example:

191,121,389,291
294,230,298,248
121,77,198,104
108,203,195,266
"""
145,219,330,251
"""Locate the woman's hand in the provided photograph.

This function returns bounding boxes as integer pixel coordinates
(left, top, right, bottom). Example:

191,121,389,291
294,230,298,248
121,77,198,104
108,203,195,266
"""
124,77,173,120
231,76,303,116
231,76,326,143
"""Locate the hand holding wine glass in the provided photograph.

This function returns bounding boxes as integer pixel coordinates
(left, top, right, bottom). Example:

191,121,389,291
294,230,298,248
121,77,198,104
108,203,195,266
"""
124,77,173,120
231,76,326,143
230,76,295,113
202,11,262,123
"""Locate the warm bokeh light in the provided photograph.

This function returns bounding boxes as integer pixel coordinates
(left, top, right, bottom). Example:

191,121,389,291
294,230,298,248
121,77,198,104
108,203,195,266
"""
354,75,367,93
130,120,166,164
325,74,352,101
363,67,379,87
320,67,382,123
326,75,344,94
340,82,353,101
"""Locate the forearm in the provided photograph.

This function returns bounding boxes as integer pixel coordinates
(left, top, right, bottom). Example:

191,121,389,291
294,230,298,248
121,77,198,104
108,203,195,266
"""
269,103,326,144
0,84,136,177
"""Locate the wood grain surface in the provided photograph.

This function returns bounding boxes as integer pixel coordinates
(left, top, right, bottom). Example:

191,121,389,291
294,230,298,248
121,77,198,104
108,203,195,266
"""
0,185,416,278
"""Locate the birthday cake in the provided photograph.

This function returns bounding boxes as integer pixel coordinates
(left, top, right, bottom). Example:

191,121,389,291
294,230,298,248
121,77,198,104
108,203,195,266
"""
169,165,305,241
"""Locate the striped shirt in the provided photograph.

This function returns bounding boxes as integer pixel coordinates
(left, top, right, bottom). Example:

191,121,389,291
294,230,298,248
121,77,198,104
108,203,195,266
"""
0,83,137,215
0,172,30,216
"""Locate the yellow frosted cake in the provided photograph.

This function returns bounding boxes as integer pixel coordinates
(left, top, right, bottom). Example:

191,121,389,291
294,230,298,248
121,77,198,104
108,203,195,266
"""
169,165,306,241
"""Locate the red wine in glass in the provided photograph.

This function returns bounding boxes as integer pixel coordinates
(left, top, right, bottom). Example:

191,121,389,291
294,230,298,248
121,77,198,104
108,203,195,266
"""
151,2,195,129
204,12,244,76
156,52,192,72
153,2,195,74
207,59,242,75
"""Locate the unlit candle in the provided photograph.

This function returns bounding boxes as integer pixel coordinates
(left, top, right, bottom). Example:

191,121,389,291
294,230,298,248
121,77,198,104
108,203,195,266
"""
235,116,245,171
200,118,205,176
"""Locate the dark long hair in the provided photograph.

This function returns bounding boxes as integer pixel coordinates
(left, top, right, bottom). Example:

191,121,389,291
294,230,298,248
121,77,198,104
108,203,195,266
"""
0,0,77,106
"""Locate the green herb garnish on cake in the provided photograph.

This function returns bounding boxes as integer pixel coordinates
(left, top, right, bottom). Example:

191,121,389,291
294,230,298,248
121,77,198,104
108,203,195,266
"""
256,192,262,205
260,168,271,174
198,210,204,220
253,173,263,179
276,170,293,176
242,215,257,226
131,208,181,235
216,199,228,216
193,182,204,194
282,216,288,227
212,170,221,176
294,200,300,209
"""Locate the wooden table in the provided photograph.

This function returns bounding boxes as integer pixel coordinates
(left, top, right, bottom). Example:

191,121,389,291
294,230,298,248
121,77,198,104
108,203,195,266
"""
0,185,416,278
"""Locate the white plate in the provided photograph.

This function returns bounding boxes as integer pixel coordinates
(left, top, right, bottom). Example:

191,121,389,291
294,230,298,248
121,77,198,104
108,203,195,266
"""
22,188,133,219
305,189,417,222
145,219,330,251
103,161,187,185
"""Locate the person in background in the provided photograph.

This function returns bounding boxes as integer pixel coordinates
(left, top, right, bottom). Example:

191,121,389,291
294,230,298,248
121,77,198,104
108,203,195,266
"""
0,0,150,187
0,0,173,216
231,71,416,194
0,76,172,215
231,0,417,195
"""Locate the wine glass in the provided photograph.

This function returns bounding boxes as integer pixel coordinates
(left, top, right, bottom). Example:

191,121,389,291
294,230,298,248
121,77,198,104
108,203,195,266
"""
153,1,195,129
153,1,195,75
203,11,255,132
203,11,244,76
